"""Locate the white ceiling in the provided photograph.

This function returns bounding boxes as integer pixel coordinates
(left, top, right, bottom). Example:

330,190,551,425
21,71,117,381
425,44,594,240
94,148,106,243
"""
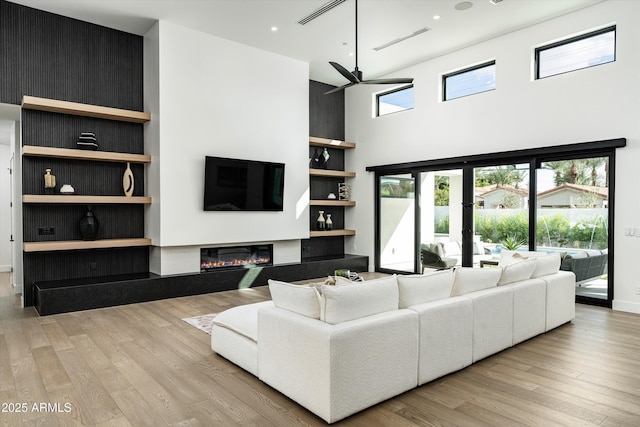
6,0,604,87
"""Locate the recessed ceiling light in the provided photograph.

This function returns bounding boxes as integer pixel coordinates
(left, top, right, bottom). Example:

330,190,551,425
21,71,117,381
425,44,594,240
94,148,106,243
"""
270,26,278,32
433,15,441,20
349,52,354,56
455,1,473,11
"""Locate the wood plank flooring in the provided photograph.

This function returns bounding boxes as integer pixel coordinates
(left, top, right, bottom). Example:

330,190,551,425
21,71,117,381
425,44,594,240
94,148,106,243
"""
1,271,640,426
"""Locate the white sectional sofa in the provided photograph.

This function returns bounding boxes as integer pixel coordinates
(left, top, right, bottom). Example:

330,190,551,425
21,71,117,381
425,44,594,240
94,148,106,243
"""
210,250,575,424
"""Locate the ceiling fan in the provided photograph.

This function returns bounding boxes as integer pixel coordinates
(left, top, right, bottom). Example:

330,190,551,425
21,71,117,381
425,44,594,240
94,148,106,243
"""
325,0,414,95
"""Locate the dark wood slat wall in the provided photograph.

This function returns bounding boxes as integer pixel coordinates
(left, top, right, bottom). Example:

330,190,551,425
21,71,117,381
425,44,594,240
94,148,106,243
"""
1,0,146,307
309,80,345,141
26,247,150,284
22,110,144,154
305,81,348,260
23,205,145,242
22,157,145,196
0,0,143,110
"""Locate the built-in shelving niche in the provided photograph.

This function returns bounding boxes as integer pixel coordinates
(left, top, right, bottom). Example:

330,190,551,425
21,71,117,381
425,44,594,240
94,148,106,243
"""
21,97,151,313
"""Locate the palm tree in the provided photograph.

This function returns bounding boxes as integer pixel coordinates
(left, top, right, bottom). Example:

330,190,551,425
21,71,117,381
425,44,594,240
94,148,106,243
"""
581,157,607,187
543,158,607,187
477,165,526,188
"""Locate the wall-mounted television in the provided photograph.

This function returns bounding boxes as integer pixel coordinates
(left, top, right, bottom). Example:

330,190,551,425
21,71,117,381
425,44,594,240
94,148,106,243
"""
204,156,285,211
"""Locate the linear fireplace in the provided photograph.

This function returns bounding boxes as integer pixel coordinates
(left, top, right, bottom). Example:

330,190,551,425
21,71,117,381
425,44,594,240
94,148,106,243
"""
201,244,273,272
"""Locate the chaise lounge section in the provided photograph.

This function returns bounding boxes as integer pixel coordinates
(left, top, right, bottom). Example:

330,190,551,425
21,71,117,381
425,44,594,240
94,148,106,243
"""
210,251,574,423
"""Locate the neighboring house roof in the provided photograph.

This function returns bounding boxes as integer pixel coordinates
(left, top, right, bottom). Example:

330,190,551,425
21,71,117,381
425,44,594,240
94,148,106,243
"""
476,185,529,199
537,183,608,199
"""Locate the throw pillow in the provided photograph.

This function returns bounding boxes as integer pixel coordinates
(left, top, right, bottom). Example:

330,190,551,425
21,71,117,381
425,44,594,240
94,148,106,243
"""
497,258,538,285
268,279,321,319
451,267,501,296
320,275,399,324
397,270,455,308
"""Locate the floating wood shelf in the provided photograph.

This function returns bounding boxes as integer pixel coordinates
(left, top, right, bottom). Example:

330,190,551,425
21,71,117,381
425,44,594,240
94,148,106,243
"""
24,238,152,253
310,168,356,178
23,195,152,204
310,200,355,207
309,229,356,238
309,136,355,149
23,145,151,163
22,95,151,123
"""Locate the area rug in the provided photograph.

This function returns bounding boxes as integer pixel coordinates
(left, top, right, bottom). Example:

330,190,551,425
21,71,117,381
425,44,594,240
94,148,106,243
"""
182,313,218,335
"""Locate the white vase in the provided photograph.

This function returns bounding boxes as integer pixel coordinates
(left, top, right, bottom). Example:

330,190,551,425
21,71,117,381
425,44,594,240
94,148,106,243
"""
316,210,326,230
123,162,134,197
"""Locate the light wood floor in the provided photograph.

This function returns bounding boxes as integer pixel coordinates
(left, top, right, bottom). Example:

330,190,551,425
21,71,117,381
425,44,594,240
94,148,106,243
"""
2,271,640,426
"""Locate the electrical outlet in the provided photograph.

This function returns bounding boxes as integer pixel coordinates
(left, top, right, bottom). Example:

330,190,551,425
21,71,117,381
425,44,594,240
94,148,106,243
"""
636,286,640,295
636,228,640,237
38,227,55,235
625,227,634,236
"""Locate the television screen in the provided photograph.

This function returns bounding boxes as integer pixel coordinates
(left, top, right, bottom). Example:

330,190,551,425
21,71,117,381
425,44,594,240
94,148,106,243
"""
204,156,285,211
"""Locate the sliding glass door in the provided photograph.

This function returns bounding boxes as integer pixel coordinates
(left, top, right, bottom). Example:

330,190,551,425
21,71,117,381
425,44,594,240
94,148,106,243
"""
371,139,619,307
379,174,416,272
419,169,464,269
536,156,610,303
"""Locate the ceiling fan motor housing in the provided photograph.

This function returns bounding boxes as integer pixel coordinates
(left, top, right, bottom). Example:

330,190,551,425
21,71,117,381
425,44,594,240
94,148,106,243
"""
352,69,363,81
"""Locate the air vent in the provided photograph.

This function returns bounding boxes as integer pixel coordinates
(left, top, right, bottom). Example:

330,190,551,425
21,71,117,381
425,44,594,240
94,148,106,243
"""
297,0,347,25
373,27,430,51
489,0,504,5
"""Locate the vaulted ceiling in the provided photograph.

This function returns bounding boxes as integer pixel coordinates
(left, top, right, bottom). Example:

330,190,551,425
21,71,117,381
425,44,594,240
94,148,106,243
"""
8,0,605,86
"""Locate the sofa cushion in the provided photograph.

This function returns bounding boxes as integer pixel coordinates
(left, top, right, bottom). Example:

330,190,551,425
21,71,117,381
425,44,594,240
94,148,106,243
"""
451,267,501,296
212,300,273,342
268,279,321,319
498,259,537,285
397,270,454,308
320,275,399,324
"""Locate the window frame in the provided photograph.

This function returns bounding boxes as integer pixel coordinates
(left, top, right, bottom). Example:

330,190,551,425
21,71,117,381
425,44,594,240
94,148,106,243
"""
375,84,414,117
442,60,496,102
534,25,616,80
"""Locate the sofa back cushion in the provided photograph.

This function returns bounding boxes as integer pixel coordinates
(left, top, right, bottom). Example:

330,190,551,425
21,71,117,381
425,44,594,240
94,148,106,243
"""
531,252,561,277
451,267,501,296
320,275,399,324
497,258,538,285
397,270,454,308
268,279,321,319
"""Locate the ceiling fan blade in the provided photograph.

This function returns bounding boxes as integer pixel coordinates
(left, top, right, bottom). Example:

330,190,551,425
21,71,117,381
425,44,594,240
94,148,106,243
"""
361,78,414,85
324,82,357,95
329,61,360,83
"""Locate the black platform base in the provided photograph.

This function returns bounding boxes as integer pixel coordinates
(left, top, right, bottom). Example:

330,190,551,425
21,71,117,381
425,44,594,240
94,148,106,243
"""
33,254,368,315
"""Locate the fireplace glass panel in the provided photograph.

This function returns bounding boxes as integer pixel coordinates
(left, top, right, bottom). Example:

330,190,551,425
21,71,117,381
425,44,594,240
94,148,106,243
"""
201,245,273,272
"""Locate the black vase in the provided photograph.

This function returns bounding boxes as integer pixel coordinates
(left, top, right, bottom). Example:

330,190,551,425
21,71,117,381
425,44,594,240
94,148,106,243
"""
79,206,99,241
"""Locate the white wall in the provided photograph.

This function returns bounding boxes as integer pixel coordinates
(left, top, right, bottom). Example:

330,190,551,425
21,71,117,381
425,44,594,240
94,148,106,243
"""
0,142,11,272
144,21,309,275
345,1,640,313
